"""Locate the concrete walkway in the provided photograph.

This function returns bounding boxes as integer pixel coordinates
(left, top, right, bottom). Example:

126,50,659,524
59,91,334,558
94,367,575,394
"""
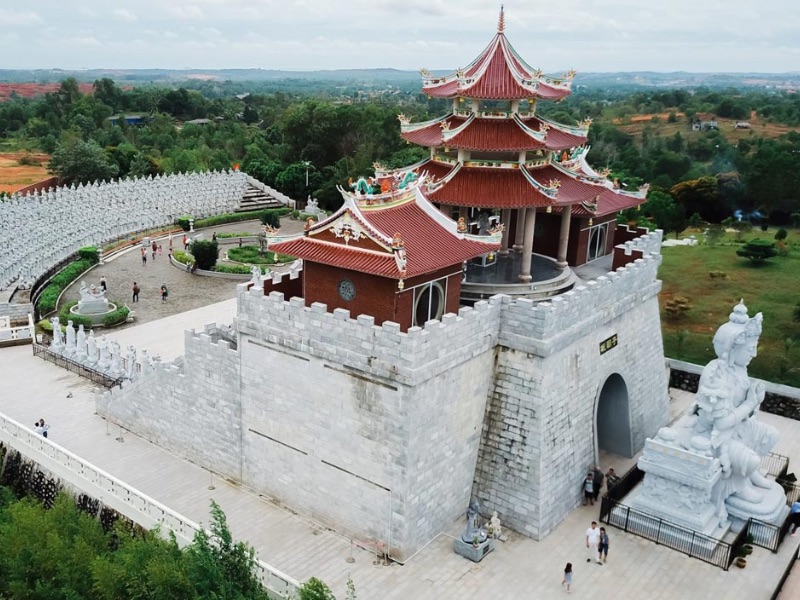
1,301,799,599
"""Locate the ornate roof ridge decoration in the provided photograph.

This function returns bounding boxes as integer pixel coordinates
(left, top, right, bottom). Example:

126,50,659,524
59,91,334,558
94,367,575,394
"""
441,111,476,141
520,166,560,200
399,113,450,134
498,5,505,33
512,114,548,143
549,157,617,190
424,162,462,194
319,194,394,247
537,114,591,138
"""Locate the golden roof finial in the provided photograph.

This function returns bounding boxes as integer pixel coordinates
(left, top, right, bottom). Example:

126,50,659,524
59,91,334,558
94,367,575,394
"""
498,5,505,33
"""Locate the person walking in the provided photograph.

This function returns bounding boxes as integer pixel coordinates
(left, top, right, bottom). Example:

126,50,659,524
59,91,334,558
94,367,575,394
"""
160,284,169,303
598,527,610,563
561,562,573,593
586,521,602,565
132,281,140,303
593,465,605,502
141,247,147,266
790,500,800,536
39,418,50,438
606,467,621,491
157,243,163,256
582,472,595,506
151,241,157,260
99,275,107,292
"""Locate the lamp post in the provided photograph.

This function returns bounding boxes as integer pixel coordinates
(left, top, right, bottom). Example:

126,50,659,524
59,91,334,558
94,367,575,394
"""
303,161,312,188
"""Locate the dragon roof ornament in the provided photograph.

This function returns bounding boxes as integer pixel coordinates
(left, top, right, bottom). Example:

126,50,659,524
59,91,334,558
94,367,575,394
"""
397,113,412,125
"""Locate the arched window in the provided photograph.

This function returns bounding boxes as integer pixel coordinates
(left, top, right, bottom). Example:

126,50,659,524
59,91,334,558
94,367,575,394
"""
413,279,446,327
587,223,607,262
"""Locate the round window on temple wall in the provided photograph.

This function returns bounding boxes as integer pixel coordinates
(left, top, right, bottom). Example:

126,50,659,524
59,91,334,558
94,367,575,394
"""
338,279,356,302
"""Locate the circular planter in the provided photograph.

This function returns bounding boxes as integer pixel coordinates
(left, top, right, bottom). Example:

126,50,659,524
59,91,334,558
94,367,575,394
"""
742,544,753,556
734,557,747,568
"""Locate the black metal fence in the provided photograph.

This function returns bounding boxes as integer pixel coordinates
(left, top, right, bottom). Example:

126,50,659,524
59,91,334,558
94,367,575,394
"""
599,464,644,521
32,343,123,388
762,452,790,480
600,496,733,570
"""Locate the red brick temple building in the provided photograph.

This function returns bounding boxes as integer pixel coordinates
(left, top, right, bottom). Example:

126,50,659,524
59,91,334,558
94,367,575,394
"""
381,7,649,301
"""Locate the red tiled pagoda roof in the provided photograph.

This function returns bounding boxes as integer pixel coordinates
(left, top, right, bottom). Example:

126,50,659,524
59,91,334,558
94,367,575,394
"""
422,33,572,102
429,167,554,209
268,193,497,279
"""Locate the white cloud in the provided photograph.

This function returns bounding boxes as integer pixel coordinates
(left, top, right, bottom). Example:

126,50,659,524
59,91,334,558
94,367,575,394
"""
112,9,138,23
166,5,206,21
0,9,42,25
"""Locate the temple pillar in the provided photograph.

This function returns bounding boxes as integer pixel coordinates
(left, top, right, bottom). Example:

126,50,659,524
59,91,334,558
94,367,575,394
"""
518,208,537,283
513,208,526,250
499,209,511,255
556,205,572,268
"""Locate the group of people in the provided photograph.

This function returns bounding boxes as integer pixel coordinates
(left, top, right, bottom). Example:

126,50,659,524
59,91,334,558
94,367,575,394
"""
131,281,169,303
141,241,163,265
582,465,620,506
33,418,50,438
560,521,611,593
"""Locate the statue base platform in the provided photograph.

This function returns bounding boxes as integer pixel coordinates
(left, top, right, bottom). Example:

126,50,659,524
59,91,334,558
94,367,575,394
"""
453,538,494,563
70,303,118,326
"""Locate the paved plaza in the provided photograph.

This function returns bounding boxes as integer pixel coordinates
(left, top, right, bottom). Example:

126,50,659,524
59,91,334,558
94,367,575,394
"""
2,224,799,598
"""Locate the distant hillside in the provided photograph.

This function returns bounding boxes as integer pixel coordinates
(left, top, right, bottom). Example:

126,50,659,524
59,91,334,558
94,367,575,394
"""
0,68,798,90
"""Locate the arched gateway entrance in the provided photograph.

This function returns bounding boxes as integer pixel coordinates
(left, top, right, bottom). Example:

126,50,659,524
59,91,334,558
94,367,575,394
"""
595,373,633,458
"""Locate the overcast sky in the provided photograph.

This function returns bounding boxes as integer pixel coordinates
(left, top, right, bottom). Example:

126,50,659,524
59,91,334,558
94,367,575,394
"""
1,1,797,73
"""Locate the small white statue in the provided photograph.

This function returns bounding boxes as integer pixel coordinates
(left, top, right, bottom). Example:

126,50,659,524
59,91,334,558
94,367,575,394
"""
250,265,262,285
489,511,502,539
50,317,64,348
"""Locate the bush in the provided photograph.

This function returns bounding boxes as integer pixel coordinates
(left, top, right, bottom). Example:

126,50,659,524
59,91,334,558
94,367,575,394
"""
192,208,290,230
172,249,190,264
215,232,252,238
176,215,193,231
36,258,95,315
212,264,269,275
102,305,130,327
664,295,692,320
58,301,93,329
775,228,788,241
191,240,219,270
290,210,300,220
77,246,99,264
736,239,778,263
260,211,281,228
227,245,293,265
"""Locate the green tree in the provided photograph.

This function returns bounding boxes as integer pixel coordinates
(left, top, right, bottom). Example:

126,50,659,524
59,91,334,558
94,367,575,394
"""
48,139,119,185
93,78,123,112
298,577,337,600
190,240,219,270
736,239,778,263
670,176,729,223
643,190,687,238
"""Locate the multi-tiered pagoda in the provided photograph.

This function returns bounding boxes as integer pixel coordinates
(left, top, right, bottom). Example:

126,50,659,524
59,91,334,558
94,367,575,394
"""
381,7,648,300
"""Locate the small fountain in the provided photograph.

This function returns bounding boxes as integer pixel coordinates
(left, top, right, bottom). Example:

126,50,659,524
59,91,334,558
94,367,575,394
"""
70,282,118,325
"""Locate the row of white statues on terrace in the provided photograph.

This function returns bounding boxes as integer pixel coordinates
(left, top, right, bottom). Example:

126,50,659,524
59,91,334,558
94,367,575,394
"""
48,316,160,380
0,170,248,291
631,300,786,534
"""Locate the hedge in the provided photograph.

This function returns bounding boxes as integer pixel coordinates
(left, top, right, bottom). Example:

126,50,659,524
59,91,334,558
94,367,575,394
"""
212,264,269,275
36,258,96,315
172,249,191,265
77,246,99,264
215,232,252,238
227,246,293,265
182,207,290,230
58,301,94,329
102,305,130,327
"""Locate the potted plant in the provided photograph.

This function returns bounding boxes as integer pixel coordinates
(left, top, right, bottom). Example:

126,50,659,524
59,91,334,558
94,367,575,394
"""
472,535,480,548
742,544,754,556
734,557,747,568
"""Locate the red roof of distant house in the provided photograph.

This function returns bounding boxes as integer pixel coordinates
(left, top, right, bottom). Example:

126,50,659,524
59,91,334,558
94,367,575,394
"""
268,188,498,279
422,32,572,102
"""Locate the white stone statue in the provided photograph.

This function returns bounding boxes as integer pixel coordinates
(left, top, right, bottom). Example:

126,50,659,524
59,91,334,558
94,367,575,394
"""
109,340,122,376
125,346,137,379
97,334,111,371
631,300,787,534
50,317,64,350
75,324,87,361
488,511,502,539
250,265,262,285
63,320,77,357
86,330,98,366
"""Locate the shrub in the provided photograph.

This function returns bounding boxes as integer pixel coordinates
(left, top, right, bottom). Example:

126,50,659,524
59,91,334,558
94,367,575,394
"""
260,211,281,228
226,245,293,265
36,258,95,315
58,302,93,329
736,239,778,263
290,210,300,220
191,240,219,270
212,264,269,275
664,295,692,320
102,305,130,327
215,232,252,238
172,249,190,264
176,215,193,231
192,208,290,230
775,228,788,241
708,271,727,279
77,246,99,264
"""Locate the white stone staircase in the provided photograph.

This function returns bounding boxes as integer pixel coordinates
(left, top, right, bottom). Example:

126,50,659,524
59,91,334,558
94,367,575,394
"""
236,182,292,212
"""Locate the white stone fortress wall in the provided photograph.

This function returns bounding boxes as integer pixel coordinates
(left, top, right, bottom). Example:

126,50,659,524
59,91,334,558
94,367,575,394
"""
474,249,669,539
0,170,247,292
97,230,670,560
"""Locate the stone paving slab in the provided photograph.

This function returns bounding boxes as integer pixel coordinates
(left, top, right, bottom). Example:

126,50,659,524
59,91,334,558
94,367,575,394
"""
1,305,799,599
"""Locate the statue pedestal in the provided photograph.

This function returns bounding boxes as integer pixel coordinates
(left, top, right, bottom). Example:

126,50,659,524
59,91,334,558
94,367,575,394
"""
627,434,726,537
77,298,110,314
453,537,495,563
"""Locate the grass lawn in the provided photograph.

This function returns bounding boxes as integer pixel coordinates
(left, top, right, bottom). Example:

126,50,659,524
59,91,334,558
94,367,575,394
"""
659,242,800,387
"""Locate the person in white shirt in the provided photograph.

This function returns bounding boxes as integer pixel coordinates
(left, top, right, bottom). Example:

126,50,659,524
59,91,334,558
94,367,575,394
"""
33,422,44,436
585,521,603,564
